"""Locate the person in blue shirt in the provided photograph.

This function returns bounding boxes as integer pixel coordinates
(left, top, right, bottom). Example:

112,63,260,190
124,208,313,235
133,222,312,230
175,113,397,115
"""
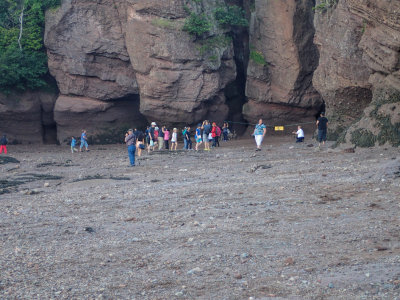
253,119,267,151
195,124,203,151
71,136,78,153
80,130,89,152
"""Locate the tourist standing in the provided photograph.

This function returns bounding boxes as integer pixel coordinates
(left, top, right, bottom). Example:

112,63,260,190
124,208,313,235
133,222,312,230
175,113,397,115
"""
148,122,156,152
222,122,229,141
158,126,164,150
182,127,188,149
125,129,137,167
136,130,145,157
211,122,217,147
80,130,89,152
163,127,170,150
0,134,8,154
185,127,192,150
316,112,328,148
202,120,211,151
253,119,266,151
195,124,202,151
171,128,178,151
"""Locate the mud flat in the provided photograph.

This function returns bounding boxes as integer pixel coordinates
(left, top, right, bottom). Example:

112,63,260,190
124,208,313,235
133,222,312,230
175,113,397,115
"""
1,137,399,299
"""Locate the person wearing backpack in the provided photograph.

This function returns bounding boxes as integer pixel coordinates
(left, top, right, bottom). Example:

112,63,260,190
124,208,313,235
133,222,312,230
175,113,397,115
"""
211,122,218,147
0,134,8,154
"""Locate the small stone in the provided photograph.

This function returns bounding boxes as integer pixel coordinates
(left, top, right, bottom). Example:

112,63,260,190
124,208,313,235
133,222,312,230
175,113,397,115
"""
241,253,249,259
365,273,370,278
233,273,243,279
374,188,381,192
328,282,334,288
84,227,95,233
44,182,50,187
284,257,295,266
187,267,202,275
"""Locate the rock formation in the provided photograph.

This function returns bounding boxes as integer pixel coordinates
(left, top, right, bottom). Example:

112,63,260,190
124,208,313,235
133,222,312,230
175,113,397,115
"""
313,0,400,145
0,91,57,144
243,0,323,126
0,0,399,146
125,0,235,124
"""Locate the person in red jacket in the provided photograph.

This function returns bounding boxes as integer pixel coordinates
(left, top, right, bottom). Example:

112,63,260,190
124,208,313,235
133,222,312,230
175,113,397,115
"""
211,122,217,148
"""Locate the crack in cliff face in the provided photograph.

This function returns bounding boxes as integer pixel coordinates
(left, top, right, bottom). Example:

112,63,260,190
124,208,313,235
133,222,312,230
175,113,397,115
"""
223,0,251,134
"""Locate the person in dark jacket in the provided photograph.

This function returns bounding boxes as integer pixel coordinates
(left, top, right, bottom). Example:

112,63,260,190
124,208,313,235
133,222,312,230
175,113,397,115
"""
316,112,328,148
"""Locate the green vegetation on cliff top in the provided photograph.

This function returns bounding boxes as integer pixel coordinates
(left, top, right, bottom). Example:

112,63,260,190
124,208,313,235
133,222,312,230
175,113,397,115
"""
0,0,60,93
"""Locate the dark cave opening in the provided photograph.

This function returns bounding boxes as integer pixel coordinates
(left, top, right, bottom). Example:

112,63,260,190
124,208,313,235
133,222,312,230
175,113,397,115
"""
223,0,253,135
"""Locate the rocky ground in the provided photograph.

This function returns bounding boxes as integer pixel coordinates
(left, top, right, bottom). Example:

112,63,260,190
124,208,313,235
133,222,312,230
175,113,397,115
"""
1,137,400,299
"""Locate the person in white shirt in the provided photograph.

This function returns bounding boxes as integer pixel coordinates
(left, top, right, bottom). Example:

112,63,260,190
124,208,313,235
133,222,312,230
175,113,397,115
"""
292,125,304,143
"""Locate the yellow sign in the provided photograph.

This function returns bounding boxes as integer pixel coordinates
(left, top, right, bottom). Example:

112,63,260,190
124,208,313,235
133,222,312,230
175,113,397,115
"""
274,126,284,131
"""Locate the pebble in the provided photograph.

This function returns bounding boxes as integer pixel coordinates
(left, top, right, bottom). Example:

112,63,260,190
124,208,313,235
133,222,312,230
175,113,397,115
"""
284,257,295,266
328,283,334,288
241,253,249,259
44,182,50,187
187,267,202,275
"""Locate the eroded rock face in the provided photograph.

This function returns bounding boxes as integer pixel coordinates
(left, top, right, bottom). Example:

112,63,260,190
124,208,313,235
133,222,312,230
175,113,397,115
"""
54,95,146,144
44,0,236,134
313,0,373,131
45,0,138,100
125,0,236,124
0,91,57,144
243,0,323,125
313,0,400,142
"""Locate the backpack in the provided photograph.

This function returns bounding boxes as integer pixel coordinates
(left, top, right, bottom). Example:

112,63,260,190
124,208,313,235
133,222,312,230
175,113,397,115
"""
182,129,187,137
216,126,221,136
0,136,7,145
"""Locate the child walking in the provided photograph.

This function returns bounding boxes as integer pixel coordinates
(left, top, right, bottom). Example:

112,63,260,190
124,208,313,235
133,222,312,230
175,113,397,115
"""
71,136,78,153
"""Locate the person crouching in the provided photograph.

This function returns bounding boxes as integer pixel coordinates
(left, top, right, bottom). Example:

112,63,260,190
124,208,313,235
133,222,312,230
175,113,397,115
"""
292,126,304,143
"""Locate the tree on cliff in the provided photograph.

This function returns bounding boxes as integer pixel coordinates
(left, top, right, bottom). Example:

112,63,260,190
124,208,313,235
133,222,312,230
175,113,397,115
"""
0,0,60,93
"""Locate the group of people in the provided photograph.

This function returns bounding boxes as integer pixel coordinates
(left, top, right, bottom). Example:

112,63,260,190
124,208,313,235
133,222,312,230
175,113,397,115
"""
81,113,329,167
65,113,328,168
251,113,328,151
123,121,232,166
70,130,89,153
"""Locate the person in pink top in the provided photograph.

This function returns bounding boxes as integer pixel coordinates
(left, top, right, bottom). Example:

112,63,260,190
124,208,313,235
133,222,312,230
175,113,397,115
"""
163,126,170,150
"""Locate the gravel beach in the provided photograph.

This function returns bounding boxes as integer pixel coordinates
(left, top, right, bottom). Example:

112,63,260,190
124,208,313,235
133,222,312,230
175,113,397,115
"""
1,137,399,299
